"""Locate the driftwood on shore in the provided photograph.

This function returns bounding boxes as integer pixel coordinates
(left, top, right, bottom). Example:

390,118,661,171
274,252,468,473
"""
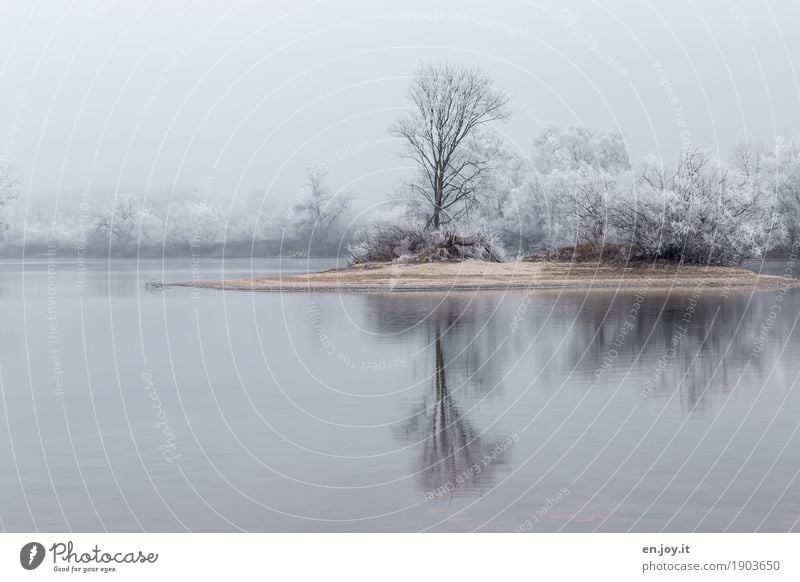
404,234,504,263
144,278,164,291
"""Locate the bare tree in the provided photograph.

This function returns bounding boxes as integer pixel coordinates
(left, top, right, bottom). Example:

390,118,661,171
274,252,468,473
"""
391,63,510,229
291,167,352,250
731,137,766,180
564,167,619,247
93,195,139,241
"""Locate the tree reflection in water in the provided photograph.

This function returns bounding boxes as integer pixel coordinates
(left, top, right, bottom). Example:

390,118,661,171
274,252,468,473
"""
375,295,513,500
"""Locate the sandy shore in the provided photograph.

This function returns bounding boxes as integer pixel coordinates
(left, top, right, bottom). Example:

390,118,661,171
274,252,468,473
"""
169,259,800,293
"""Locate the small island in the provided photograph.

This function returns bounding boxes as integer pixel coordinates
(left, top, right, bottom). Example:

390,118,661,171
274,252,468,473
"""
175,256,798,293
173,63,800,294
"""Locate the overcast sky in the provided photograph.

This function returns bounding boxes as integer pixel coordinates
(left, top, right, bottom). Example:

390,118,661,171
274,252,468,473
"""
2,0,799,208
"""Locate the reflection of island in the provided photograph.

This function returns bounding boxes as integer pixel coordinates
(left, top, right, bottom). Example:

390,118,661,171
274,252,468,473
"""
520,288,800,413
383,299,514,501
582,290,791,411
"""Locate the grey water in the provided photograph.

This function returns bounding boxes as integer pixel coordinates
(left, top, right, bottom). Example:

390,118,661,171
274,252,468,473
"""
1,257,799,532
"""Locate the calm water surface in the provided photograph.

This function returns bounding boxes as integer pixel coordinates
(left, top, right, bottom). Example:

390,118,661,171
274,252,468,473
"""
1,258,799,532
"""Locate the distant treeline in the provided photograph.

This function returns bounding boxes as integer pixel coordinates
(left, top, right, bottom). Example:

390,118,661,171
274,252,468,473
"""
0,167,353,259
3,123,800,263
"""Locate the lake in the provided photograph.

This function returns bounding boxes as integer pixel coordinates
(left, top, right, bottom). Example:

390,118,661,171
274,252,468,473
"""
1,257,799,532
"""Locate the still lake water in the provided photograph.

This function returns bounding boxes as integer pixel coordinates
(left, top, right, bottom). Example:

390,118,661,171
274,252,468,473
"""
1,257,799,532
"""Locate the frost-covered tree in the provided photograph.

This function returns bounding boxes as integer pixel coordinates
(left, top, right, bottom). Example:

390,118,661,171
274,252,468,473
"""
562,166,627,247
464,129,538,255
616,149,777,265
532,125,631,250
490,125,632,254
731,137,767,180
532,124,630,174
0,164,20,241
91,194,162,255
163,200,226,252
391,63,510,228
289,167,352,254
771,137,800,244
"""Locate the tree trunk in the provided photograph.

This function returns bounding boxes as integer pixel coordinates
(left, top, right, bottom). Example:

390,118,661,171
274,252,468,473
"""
432,171,444,229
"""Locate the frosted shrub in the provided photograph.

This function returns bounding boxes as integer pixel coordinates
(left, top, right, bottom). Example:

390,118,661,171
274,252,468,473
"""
615,150,779,265
348,206,426,264
485,124,632,255
348,208,507,264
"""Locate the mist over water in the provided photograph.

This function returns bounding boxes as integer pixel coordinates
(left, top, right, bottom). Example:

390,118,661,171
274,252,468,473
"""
3,0,800,539
2,258,799,531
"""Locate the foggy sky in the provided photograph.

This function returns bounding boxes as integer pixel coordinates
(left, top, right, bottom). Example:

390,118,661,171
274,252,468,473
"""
2,0,799,210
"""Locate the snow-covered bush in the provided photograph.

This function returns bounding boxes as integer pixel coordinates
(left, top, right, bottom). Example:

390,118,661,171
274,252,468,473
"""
481,125,632,256
615,149,779,265
348,206,507,264
348,205,426,264
398,218,507,263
